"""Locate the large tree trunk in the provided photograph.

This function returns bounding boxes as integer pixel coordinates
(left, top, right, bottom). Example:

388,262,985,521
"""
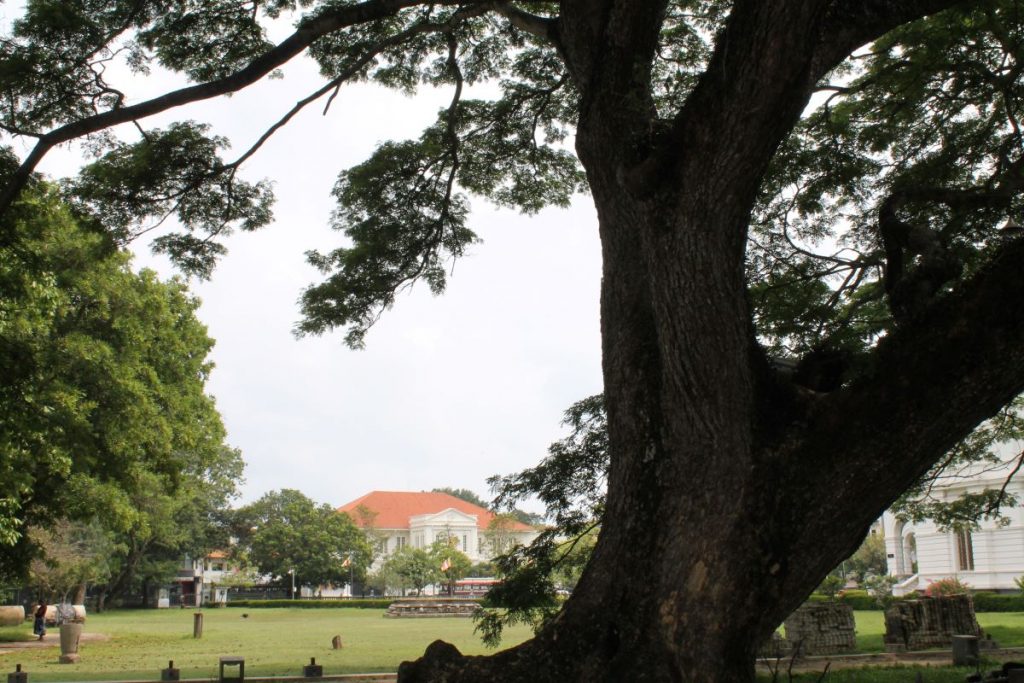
400,1,1024,681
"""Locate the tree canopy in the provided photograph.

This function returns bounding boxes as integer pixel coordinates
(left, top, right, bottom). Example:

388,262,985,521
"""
234,489,372,590
4,1,1024,680
0,172,240,581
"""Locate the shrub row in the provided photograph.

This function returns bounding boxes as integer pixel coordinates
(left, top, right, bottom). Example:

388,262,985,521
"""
228,593,1024,612
227,599,393,609
807,590,880,610
971,592,1024,612
807,589,1024,612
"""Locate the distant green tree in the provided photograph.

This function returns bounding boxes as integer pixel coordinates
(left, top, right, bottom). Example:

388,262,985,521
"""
0,175,240,581
382,547,437,597
817,575,844,600
430,537,472,595
478,396,605,646
433,488,544,526
28,520,115,602
349,503,388,565
91,446,244,610
550,528,598,591
843,533,888,584
483,514,523,558
432,488,489,509
237,489,372,592
468,561,497,578
6,2,1024,679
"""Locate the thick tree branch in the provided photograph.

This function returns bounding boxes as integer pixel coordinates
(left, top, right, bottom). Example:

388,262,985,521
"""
559,0,668,115
490,2,559,44
794,235,1024,556
629,0,966,204
817,0,972,72
0,0,496,219
226,6,488,175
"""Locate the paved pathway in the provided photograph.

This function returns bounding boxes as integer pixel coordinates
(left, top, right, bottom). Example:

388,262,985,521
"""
0,632,109,652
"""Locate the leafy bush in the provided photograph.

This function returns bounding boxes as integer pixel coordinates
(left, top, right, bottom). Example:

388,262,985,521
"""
809,585,1022,612
227,599,393,609
972,592,1024,612
838,589,879,610
924,577,971,597
817,574,844,599
862,574,898,607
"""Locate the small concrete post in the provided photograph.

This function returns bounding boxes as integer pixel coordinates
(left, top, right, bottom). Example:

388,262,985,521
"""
302,657,323,678
7,664,27,683
193,612,203,639
161,660,180,681
951,634,979,666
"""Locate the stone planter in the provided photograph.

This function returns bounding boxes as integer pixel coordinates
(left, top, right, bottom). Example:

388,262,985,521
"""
59,622,82,663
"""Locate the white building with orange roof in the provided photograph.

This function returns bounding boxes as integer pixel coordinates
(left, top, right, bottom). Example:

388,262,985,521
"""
337,490,538,566
171,550,235,606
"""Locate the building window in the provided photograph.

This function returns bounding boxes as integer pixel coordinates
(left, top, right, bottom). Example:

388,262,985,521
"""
956,528,975,571
462,535,468,552
397,536,407,550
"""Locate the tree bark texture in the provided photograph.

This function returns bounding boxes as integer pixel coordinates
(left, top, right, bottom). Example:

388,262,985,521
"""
396,1,1024,680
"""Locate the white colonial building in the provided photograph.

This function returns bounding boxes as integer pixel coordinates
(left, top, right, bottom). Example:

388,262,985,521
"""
338,490,538,568
169,550,235,606
883,447,1024,595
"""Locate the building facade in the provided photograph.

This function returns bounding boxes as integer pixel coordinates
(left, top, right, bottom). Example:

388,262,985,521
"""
338,490,538,567
883,450,1024,595
169,550,236,606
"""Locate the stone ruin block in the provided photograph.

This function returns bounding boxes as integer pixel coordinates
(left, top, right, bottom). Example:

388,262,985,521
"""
758,630,793,660
383,598,482,618
782,601,857,656
883,594,982,652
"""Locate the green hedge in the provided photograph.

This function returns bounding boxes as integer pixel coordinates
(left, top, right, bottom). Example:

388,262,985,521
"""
227,599,393,609
837,590,880,610
807,590,883,610
232,593,1024,612
971,592,1024,612
806,590,1024,612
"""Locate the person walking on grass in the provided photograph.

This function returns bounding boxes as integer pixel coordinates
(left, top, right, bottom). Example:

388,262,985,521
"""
33,601,47,640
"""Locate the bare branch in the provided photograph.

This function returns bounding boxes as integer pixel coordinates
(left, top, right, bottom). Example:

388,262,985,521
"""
0,0,492,222
232,6,489,172
490,2,559,43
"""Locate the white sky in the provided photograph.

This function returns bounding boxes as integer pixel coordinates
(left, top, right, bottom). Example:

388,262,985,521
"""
22,37,604,513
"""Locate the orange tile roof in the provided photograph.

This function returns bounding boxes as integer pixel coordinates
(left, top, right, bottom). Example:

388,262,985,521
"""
338,491,534,532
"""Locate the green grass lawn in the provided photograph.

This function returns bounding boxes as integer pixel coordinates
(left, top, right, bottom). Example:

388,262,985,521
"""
0,607,533,681
847,610,1024,653
775,666,980,682
4,608,1024,682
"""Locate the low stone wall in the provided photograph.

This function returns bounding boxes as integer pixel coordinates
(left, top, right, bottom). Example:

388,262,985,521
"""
383,599,481,618
883,595,981,652
782,602,857,656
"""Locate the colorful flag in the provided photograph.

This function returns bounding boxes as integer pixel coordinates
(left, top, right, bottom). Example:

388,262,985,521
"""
440,558,451,572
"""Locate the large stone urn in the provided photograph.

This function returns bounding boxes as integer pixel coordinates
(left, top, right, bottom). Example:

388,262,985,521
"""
59,622,82,663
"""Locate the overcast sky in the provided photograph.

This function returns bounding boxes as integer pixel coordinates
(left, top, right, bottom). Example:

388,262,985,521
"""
24,35,604,513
